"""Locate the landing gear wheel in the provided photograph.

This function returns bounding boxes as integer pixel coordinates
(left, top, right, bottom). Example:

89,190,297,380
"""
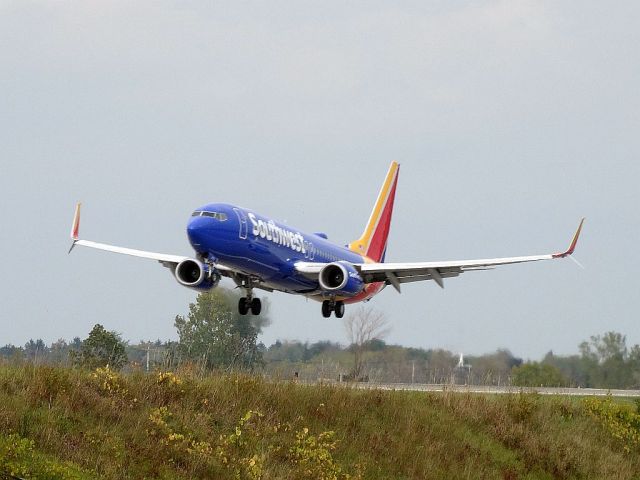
238,297,249,315
334,301,345,318
250,297,262,315
321,300,332,318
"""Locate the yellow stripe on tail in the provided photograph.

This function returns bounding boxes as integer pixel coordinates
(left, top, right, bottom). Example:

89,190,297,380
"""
348,162,400,262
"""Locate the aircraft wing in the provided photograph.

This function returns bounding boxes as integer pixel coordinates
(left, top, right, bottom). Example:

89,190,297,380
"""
68,203,233,273
296,218,584,292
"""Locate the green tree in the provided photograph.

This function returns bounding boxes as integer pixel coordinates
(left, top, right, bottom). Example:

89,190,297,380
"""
49,338,70,365
579,332,635,388
71,324,128,370
511,362,568,387
0,344,22,362
629,345,640,388
174,288,269,371
23,339,47,362
468,349,522,386
542,351,589,387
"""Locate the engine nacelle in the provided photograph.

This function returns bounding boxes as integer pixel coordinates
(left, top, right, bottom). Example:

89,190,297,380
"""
174,259,220,290
318,261,365,297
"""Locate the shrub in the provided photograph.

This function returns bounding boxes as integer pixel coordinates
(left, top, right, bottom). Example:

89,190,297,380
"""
0,432,90,479
91,366,127,397
583,396,640,452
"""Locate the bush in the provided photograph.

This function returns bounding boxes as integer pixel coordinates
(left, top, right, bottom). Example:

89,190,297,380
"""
0,432,89,479
511,362,569,387
583,396,640,453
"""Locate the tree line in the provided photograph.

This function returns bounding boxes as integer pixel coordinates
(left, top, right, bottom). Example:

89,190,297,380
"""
1,288,638,389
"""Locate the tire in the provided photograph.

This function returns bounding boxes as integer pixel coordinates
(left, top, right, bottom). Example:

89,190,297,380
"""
238,297,249,315
335,301,345,318
251,297,262,315
321,300,332,318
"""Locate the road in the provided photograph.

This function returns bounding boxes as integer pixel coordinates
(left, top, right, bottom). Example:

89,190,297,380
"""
343,382,640,397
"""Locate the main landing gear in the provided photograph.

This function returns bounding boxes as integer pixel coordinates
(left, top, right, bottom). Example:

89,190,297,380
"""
321,300,345,319
238,296,261,316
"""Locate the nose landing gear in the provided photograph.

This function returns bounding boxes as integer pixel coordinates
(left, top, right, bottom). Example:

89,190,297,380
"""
238,296,262,316
233,275,263,316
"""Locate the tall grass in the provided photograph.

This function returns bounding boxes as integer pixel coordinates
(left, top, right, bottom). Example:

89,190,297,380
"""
0,363,638,479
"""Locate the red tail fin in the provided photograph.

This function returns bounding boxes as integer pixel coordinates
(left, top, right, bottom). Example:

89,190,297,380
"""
348,162,400,262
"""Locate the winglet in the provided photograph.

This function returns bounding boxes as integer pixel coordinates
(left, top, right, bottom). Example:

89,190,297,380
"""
552,218,585,258
69,202,81,253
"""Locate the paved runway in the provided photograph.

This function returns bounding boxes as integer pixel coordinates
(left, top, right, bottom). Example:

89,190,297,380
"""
348,382,640,397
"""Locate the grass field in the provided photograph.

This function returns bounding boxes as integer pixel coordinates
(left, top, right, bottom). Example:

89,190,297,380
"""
0,364,639,479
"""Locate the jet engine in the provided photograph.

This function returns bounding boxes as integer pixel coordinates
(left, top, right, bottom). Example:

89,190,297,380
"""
174,259,220,290
318,261,365,297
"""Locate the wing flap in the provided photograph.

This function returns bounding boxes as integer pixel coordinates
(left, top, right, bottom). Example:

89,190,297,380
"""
359,253,553,275
389,270,463,286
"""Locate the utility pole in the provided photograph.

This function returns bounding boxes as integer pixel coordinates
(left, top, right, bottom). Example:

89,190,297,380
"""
146,345,150,372
411,360,415,384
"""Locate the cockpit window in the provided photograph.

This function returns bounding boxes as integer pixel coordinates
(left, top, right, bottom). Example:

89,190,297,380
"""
191,211,227,221
202,211,227,221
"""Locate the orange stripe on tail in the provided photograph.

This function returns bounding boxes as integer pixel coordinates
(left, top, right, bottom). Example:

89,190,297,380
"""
348,162,400,262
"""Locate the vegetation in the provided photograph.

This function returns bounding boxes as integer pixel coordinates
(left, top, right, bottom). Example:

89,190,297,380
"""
70,324,127,371
2,289,640,477
584,396,640,453
3,288,639,390
174,289,268,372
0,431,90,479
4,329,640,389
260,328,640,389
511,362,569,387
0,363,639,479
342,307,389,380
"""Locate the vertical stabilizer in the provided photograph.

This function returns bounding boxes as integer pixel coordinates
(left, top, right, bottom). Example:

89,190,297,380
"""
348,161,400,262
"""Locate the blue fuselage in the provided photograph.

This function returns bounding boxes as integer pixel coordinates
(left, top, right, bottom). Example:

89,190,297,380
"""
186,203,364,294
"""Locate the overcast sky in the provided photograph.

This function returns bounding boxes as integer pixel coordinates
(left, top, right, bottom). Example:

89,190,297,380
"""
1,1,638,359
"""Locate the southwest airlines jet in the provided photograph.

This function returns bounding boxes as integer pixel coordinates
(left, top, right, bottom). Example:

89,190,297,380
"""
69,162,584,318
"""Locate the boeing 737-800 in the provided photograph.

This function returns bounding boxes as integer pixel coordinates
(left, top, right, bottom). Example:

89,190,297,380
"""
69,162,584,318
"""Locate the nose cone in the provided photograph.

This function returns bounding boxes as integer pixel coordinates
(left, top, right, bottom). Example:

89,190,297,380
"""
187,216,208,249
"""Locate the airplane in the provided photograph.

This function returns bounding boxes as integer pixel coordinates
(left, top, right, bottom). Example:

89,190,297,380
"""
69,161,584,318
